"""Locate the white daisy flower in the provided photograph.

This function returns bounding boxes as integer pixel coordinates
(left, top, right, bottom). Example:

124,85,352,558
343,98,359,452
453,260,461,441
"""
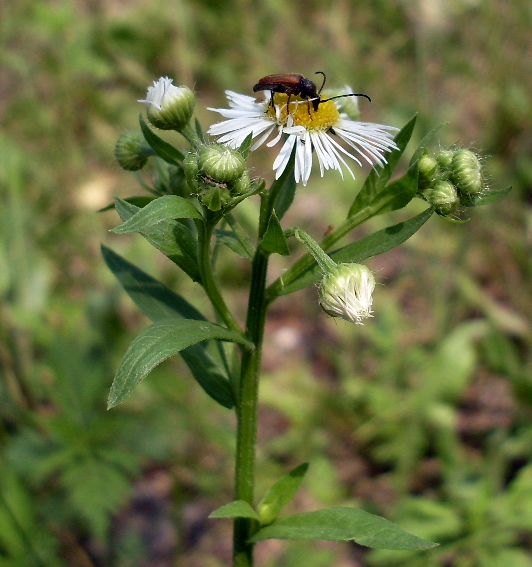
207,88,398,186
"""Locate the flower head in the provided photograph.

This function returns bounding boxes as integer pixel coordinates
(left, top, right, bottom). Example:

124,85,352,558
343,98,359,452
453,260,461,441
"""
208,88,398,186
139,77,195,130
319,263,376,324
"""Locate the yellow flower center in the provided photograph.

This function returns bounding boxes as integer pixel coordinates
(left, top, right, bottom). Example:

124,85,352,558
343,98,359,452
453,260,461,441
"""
267,93,340,130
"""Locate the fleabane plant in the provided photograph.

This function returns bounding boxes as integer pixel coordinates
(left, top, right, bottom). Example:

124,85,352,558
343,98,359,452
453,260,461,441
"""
105,75,510,567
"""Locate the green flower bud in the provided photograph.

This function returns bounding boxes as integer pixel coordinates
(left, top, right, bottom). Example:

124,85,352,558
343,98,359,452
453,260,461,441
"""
451,149,483,195
230,170,251,196
418,154,439,189
139,77,195,131
183,150,200,192
436,149,454,170
114,131,152,171
198,144,245,183
197,181,232,211
319,263,375,324
422,180,460,216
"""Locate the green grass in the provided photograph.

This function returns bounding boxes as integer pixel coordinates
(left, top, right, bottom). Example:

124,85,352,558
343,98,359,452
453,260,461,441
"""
1,0,531,565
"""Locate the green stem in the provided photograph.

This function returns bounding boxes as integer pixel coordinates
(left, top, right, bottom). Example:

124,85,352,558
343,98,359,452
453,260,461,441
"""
232,151,296,567
197,219,244,335
233,248,269,567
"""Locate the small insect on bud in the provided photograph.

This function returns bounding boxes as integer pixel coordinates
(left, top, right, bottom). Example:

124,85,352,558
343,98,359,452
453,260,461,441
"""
198,144,246,184
114,131,152,171
451,149,484,196
319,263,376,325
418,154,440,189
139,77,195,131
422,180,460,216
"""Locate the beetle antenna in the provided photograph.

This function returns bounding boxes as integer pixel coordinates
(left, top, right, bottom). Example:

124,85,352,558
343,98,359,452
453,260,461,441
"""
315,71,326,94
321,93,372,104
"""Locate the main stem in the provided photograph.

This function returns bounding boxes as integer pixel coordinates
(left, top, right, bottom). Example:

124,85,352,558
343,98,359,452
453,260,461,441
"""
233,247,270,567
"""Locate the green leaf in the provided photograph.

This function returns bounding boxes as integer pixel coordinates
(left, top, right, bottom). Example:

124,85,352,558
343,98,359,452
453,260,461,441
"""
215,229,254,259
460,185,512,207
260,211,290,255
108,320,253,409
114,198,201,282
238,133,254,159
139,114,184,165
409,122,447,166
272,160,297,221
209,500,260,520
225,213,255,258
98,196,155,213
257,463,309,525
101,245,234,407
273,206,434,296
348,115,417,217
111,195,202,234
249,507,438,550
101,244,205,322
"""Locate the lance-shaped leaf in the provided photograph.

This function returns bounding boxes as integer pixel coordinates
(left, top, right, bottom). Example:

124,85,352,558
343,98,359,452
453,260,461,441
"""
209,500,260,520
111,195,202,234
460,186,512,207
108,320,253,409
114,198,200,282
270,206,434,297
101,246,234,408
257,463,309,525
348,115,417,218
139,114,184,165
250,508,438,550
260,211,290,256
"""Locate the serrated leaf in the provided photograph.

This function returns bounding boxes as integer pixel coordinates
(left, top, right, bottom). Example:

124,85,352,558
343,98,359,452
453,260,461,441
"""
257,463,309,525
460,186,512,207
114,198,200,282
272,206,434,296
139,114,184,165
260,211,290,255
348,115,417,217
215,229,254,259
249,507,438,550
101,246,234,408
209,500,260,520
111,195,202,234
108,320,253,408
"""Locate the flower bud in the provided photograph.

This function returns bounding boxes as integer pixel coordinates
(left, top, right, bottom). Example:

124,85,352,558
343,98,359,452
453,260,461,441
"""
451,149,483,195
319,263,375,324
418,154,439,189
198,144,246,183
422,180,460,216
230,170,251,196
114,131,152,171
139,77,195,130
183,150,200,192
197,181,232,211
436,149,454,170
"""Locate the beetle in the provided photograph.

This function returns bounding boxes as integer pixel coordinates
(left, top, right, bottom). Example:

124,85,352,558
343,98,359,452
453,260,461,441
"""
253,72,371,115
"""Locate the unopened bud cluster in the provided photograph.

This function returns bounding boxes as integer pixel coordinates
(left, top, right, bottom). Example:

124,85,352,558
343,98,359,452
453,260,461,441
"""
184,144,250,211
417,148,486,216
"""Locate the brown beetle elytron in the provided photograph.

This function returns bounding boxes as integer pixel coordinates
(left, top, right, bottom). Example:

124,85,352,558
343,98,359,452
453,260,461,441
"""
253,72,371,114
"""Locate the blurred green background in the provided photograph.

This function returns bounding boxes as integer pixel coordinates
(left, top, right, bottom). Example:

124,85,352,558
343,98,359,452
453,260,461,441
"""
1,0,531,565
